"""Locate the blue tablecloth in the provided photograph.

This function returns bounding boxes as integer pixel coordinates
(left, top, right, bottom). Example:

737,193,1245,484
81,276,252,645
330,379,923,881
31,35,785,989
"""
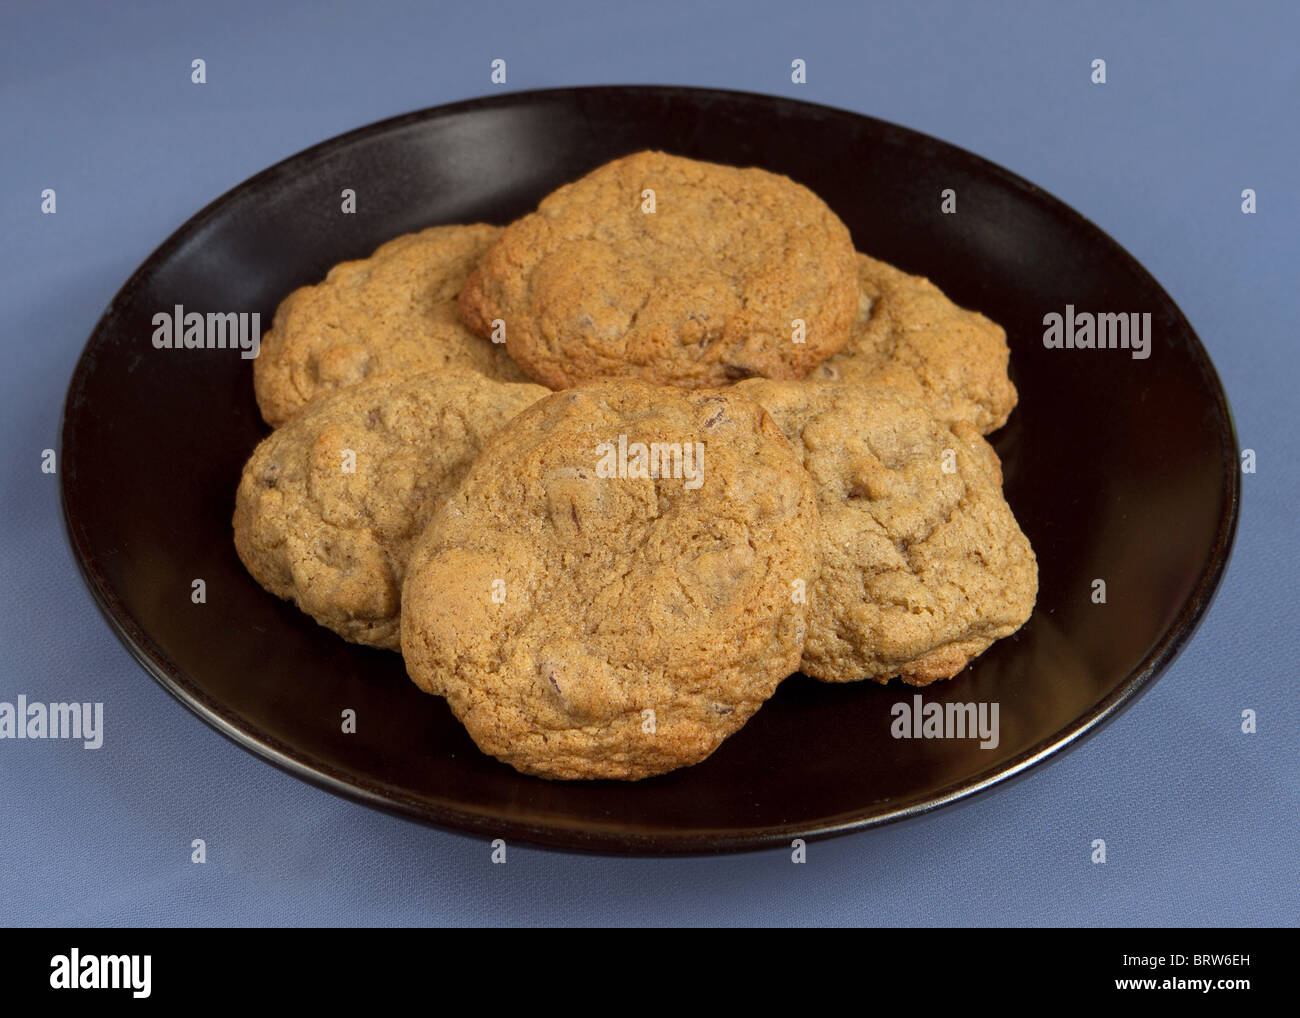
2,0,1295,926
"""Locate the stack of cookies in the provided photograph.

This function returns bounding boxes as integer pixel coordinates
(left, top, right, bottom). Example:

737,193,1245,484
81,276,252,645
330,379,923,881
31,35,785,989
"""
233,151,1037,781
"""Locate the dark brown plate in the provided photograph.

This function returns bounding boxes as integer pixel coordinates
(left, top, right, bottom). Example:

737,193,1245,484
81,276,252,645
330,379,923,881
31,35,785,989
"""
60,86,1238,854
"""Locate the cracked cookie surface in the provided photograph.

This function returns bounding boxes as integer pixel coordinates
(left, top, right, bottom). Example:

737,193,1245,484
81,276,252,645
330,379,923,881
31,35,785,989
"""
234,372,549,649
813,253,1018,434
401,379,821,780
458,151,859,389
254,224,533,427
737,377,1036,685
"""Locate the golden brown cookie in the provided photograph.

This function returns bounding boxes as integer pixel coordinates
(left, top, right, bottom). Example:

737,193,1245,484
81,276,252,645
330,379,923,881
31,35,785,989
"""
253,224,534,427
401,380,821,780
737,377,1036,685
813,253,1018,434
234,372,549,649
458,151,859,389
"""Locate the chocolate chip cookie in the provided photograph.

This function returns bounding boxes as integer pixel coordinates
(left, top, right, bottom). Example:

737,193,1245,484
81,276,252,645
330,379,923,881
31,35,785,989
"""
737,377,1036,685
458,151,859,389
401,380,821,780
813,253,1018,434
254,224,533,427
234,372,549,649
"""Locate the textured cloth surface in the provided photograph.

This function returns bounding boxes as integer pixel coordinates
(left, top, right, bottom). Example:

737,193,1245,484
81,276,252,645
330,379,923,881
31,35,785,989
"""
1,0,1295,926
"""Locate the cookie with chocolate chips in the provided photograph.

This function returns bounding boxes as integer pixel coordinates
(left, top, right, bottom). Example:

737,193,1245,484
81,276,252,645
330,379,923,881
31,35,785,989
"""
738,377,1036,685
234,372,548,649
814,253,1018,435
458,151,858,389
401,379,821,780
254,224,534,427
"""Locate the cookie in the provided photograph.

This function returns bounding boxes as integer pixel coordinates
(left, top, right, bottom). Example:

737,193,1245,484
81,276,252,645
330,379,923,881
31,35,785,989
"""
737,377,1036,685
253,224,534,427
401,380,821,780
458,150,859,390
813,253,1018,434
234,372,549,649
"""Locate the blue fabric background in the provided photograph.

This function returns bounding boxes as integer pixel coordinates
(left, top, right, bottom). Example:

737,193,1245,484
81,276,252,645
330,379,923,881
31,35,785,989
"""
1,0,1296,927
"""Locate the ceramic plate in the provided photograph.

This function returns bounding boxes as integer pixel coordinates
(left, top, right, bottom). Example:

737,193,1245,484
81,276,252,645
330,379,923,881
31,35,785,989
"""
60,87,1238,853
